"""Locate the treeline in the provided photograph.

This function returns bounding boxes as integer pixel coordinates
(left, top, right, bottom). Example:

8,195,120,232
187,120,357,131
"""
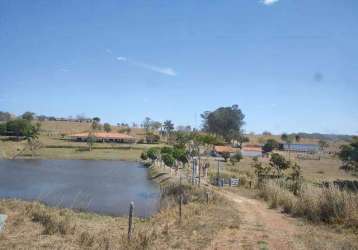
0,111,93,123
0,119,40,139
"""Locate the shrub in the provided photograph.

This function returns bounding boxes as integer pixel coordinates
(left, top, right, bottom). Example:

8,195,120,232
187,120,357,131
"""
230,152,243,166
30,204,75,235
140,151,148,161
162,153,175,167
146,147,159,162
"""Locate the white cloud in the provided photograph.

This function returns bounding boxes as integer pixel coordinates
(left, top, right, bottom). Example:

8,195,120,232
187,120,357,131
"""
116,57,127,61
261,0,279,5
116,56,176,76
132,62,176,76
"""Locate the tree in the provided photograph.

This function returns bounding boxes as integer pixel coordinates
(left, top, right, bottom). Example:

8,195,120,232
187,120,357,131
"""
37,115,47,121
269,153,290,177
290,163,302,195
237,134,249,148
251,157,271,186
161,146,174,155
146,147,160,163
142,117,152,133
0,111,11,121
262,139,279,154
173,146,188,165
163,120,174,136
92,117,101,123
140,151,148,161
150,121,162,131
21,111,35,121
318,139,329,152
87,131,96,151
5,119,33,140
103,123,112,132
262,131,272,136
146,132,160,144
201,105,245,142
0,123,6,135
230,152,243,166
174,131,193,148
23,122,41,156
162,153,175,167
338,137,358,173
295,134,301,143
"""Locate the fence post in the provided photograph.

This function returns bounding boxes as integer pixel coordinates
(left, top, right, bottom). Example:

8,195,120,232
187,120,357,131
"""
128,201,134,241
206,192,209,205
179,194,183,224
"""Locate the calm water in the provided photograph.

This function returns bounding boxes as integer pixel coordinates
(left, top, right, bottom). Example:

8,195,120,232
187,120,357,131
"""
0,160,160,217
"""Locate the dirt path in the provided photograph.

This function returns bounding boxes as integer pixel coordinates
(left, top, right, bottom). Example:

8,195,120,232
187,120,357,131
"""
209,190,305,250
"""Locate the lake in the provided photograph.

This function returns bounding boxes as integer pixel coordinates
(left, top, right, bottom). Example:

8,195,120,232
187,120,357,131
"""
0,160,160,217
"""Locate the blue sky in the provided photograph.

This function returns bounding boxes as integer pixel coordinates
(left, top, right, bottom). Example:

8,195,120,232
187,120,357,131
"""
0,0,357,135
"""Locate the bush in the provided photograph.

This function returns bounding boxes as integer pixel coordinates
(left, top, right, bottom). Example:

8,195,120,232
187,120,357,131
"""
140,151,148,161
162,153,175,167
146,147,159,161
0,123,6,135
160,146,173,155
230,152,242,166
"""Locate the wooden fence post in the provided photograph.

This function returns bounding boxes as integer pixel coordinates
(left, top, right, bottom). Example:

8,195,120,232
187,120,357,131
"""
128,201,134,241
179,194,183,224
206,192,209,205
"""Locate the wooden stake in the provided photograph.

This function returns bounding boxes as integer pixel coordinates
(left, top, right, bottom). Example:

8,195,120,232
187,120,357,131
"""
179,194,183,224
128,201,134,241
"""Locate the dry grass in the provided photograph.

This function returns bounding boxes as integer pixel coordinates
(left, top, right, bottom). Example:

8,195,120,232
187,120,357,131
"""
0,181,241,249
258,180,358,229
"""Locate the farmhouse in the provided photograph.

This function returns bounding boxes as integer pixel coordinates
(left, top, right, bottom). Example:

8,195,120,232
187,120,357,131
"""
66,132,136,143
213,145,237,156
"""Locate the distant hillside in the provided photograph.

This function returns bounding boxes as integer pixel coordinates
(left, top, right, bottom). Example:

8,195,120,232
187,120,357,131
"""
297,133,353,142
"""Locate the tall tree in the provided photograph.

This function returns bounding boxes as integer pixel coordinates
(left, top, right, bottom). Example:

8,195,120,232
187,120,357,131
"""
91,117,101,130
163,120,174,135
21,111,35,121
103,123,112,132
0,111,11,121
23,122,41,157
150,121,162,131
201,105,245,142
338,137,358,173
142,117,152,133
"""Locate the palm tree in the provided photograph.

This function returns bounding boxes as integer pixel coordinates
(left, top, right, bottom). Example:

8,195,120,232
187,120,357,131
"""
163,120,174,141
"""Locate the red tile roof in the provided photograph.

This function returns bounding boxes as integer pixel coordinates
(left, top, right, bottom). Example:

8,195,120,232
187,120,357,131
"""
242,144,262,152
214,145,236,153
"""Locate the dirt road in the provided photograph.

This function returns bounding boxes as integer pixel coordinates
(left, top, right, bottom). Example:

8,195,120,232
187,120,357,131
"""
209,190,305,250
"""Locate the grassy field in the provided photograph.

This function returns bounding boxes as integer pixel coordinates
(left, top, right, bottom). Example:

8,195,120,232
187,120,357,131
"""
206,153,358,187
0,121,162,161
